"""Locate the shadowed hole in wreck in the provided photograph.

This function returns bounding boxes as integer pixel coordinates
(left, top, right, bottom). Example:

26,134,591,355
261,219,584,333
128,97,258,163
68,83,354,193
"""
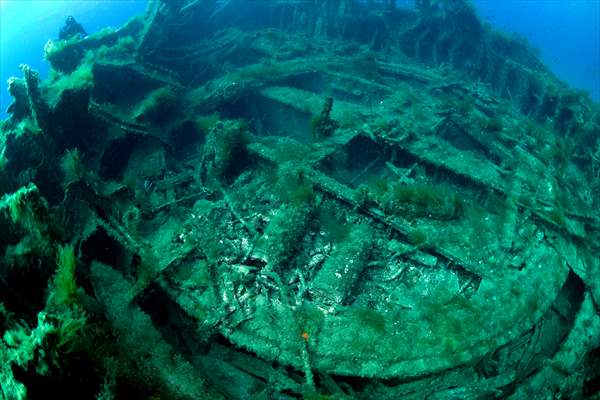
170,119,206,159
99,135,138,180
12,352,100,400
219,92,312,141
81,227,130,276
0,260,52,322
584,346,600,397
318,135,396,188
553,271,585,327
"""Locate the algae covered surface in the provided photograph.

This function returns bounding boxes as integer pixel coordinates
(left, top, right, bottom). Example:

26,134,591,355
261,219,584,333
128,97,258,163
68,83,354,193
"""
1,1,600,399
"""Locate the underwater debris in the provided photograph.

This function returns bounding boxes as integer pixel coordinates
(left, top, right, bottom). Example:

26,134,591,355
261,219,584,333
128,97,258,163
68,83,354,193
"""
0,0,599,399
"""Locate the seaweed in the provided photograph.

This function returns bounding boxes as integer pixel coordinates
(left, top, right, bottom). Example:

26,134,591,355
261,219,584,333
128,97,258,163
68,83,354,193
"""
48,244,78,307
310,97,337,141
275,165,316,207
134,87,180,125
0,0,598,398
378,181,465,220
60,148,84,187
0,184,49,240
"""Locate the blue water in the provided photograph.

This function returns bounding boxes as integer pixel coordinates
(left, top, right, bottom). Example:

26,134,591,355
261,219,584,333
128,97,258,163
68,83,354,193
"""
474,0,600,101
0,0,148,116
0,0,598,118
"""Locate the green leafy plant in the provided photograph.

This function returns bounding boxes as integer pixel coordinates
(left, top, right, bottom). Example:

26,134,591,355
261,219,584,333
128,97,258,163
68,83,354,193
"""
134,87,180,125
60,148,84,186
378,181,464,220
1,184,48,239
44,62,93,108
49,243,78,307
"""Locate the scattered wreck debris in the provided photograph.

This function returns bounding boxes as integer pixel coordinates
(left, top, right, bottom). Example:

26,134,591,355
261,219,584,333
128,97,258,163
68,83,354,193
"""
1,0,600,399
